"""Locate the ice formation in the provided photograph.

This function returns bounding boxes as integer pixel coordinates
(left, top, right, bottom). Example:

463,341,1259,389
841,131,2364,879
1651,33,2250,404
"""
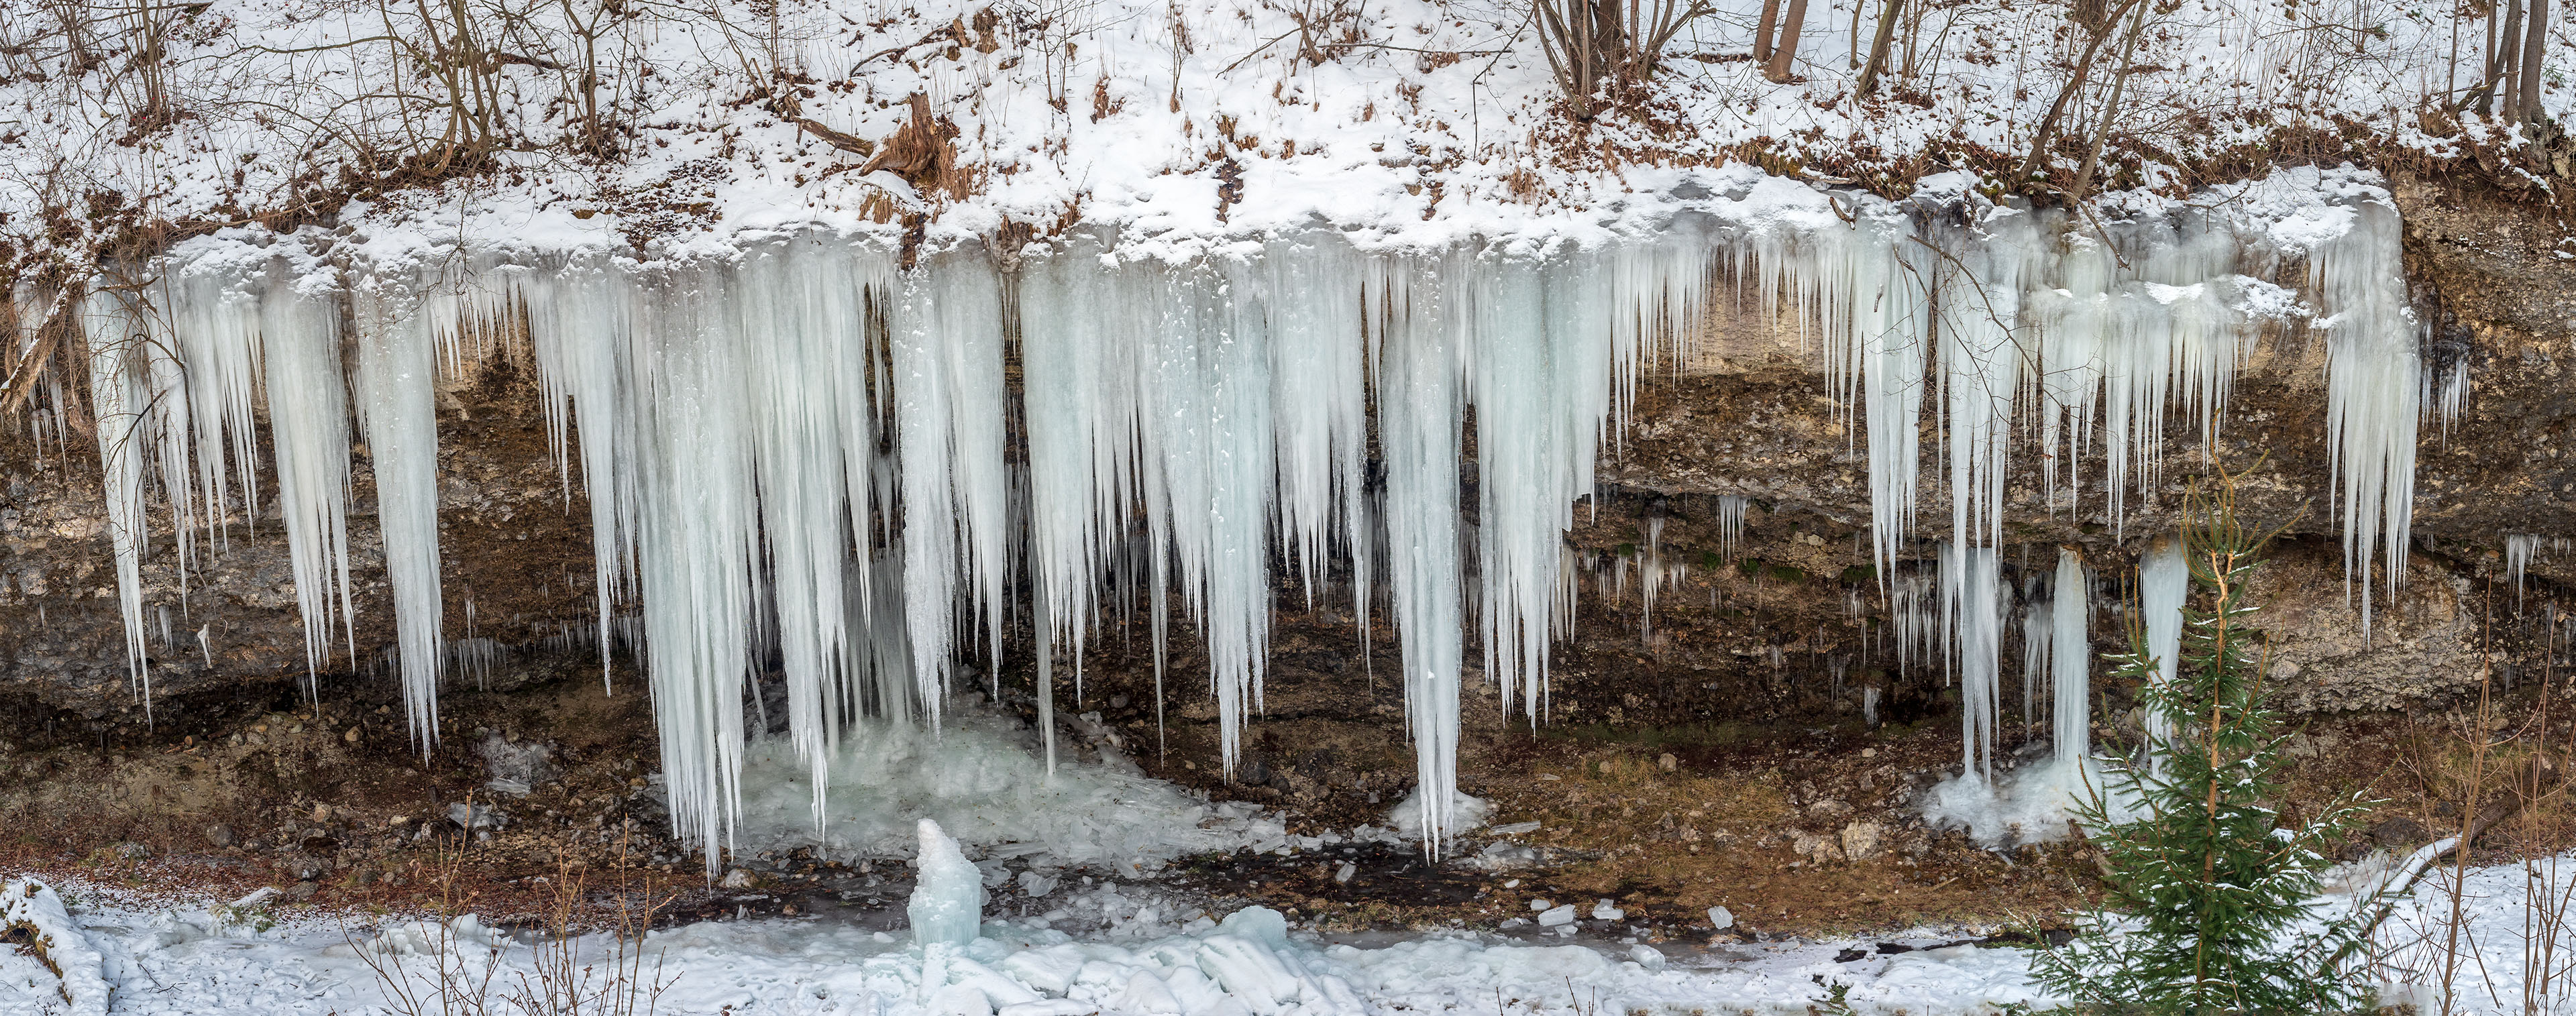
31,172,2432,866
2137,534,2190,766
908,819,987,949
2051,549,2092,763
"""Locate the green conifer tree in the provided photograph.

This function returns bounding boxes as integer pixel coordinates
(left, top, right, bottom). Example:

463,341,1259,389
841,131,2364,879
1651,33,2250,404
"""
2032,465,2379,1015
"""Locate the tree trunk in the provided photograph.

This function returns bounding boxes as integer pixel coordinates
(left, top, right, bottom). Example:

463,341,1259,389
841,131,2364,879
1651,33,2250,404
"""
2516,0,2548,127
1854,0,1902,93
1763,0,1808,82
2489,0,2524,118
2070,0,2147,201
1754,0,1782,63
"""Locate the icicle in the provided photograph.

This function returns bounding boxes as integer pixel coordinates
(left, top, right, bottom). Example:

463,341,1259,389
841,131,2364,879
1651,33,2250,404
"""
1377,252,1466,850
891,251,1010,723
2508,534,2542,606
1138,253,1277,775
1931,208,2038,557
168,255,268,551
260,262,359,681
2020,588,2051,731
1715,495,1748,562
2312,196,2420,635
352,275,451,750
80,285,170,712
1941,543,2002,781
2051,548,2089,763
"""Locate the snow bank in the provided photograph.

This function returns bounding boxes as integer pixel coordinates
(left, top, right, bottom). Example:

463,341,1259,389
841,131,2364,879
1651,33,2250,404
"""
0,878,111,1016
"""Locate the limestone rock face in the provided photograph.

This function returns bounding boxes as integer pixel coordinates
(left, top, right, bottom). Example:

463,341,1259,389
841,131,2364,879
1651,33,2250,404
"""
2,173,2570,730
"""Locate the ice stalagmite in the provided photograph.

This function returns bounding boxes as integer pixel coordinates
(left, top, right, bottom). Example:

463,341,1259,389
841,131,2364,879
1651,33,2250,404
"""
908,818,985,948
2051,549,2089,763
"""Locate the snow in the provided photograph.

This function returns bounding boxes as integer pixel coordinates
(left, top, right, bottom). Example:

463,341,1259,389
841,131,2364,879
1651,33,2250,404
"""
19,846,2576,1015
1,878,110,1016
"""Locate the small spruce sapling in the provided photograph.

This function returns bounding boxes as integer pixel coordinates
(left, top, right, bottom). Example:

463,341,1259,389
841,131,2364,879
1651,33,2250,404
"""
2032,463,2380,1014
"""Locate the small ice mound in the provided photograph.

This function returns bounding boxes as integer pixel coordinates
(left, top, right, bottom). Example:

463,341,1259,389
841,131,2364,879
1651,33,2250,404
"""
366,913,515,957
1921,758,2107,846
1387,788,1490,840
909,819,986,948
731,701,1271,866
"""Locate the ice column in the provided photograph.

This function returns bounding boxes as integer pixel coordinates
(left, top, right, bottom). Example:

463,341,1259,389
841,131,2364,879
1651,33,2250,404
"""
2051,548,2089,762
2138,535,2188,762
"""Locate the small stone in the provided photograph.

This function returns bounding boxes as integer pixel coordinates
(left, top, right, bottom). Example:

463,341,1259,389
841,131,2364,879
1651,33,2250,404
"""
1841,820,1884,861
1657,753,1677,772
204,824,235,848
721,868,755,889
344,727,362,744
285,881,319,901
2371,815,2431,847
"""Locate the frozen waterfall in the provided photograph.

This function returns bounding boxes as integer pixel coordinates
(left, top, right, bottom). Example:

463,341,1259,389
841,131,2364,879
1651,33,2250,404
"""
32,172,2431,866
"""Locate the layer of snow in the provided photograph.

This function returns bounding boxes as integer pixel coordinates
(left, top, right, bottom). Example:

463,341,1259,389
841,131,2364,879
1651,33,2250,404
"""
16,844,2576,1015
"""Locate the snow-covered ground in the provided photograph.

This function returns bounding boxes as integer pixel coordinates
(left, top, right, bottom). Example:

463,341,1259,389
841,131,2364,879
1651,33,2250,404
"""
9,844,2576,1015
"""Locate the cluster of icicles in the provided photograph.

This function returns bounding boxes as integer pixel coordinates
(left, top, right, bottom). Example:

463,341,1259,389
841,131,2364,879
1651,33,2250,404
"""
34,181,2429,864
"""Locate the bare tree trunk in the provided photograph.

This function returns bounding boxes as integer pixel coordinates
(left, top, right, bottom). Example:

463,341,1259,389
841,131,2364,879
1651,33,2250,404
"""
2515,0,2548,127
1853,0,1902,95
2008,0,2139,187
1763,0,1807,81
1754,0,1782,63
2488,0,2523,117
2070,0,2147,201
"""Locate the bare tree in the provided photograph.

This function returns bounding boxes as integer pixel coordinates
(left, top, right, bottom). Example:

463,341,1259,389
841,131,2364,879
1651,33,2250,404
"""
1535,0,1717,117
